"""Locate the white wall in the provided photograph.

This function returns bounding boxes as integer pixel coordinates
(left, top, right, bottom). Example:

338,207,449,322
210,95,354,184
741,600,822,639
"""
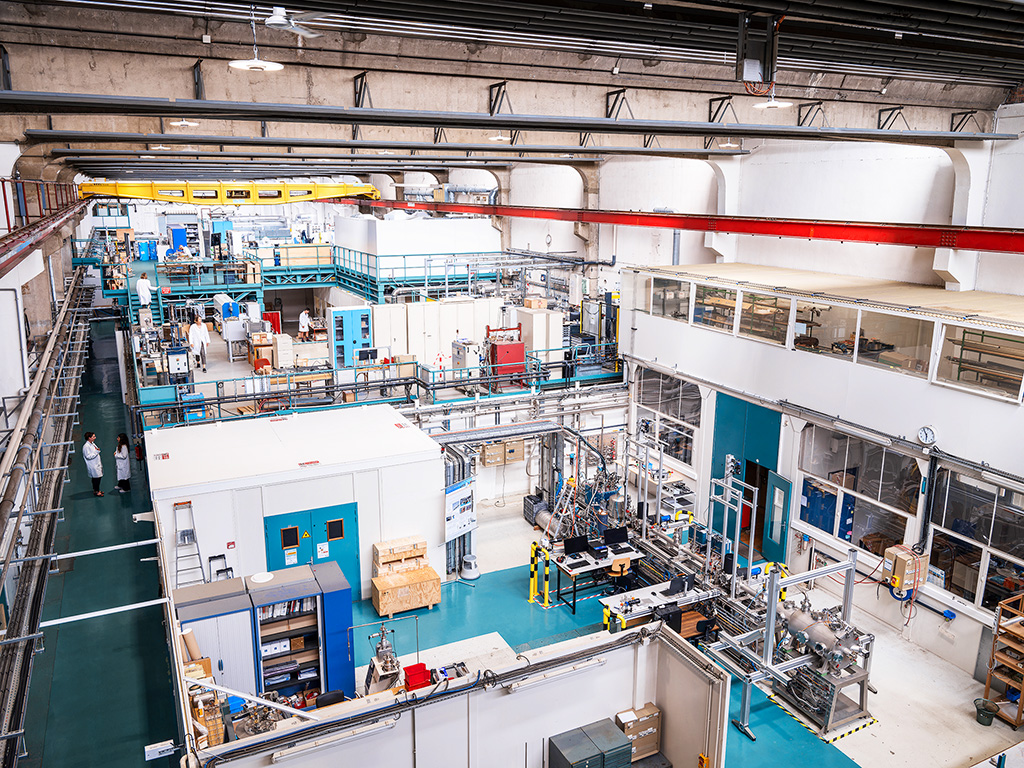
597,157,718,267
0,249,44,403
509,165,585,257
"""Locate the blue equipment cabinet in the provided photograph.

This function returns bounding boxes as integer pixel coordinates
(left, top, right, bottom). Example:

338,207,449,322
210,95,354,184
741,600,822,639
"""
169,226,188,252
312,561,356,699
329,307,373,368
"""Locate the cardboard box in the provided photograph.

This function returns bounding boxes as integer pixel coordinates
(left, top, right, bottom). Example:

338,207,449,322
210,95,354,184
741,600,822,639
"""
615,702,661,762
882,546,923,590
394,354,417,378
290,636,305,652
524,296,546,309
373,536,428,565
504,439,525,463
481,442,505,466
341,391,356,403
251,332,272,346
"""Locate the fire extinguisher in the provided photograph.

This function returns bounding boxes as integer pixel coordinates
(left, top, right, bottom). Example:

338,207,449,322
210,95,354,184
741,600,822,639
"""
134,441,143,463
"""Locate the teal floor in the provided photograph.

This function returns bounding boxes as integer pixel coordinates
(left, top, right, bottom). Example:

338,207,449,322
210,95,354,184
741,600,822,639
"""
351,565,607,667
22,321,178,768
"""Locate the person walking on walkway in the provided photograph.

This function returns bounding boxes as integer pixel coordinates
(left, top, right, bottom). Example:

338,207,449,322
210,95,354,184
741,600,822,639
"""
136,271,153,308
83,431,103,497
189,314,211,372
114,433,132,493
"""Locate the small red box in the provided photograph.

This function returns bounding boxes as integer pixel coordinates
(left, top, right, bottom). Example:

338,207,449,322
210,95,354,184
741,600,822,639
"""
404,663,432,692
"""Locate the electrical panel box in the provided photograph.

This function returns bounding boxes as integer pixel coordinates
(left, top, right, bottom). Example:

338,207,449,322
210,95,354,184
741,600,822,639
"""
882,545,922,590
488,340,526,375
582,301,601,337
452,340,483,370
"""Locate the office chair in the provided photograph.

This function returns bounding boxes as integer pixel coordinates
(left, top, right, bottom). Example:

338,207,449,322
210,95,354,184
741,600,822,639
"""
315,690,347,708
608,558,632,592
695,619,719,644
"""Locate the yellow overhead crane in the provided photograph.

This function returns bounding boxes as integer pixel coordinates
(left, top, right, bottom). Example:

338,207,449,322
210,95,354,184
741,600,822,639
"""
78,180,381,205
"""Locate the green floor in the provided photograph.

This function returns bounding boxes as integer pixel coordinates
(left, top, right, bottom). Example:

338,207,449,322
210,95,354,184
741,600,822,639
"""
21,321,178,768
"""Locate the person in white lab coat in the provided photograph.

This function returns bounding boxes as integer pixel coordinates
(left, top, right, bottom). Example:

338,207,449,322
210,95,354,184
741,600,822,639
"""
82,431,103,496
114,433,132,493
189,314,211,372
136,271,153,307
298,307,311,342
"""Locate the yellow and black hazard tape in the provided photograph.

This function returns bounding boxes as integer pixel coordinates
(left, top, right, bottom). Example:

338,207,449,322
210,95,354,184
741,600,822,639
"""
821,718,878,744
765,694,878,743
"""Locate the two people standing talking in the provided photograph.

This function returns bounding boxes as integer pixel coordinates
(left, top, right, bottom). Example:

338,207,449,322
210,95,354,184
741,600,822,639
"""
82,432,132,497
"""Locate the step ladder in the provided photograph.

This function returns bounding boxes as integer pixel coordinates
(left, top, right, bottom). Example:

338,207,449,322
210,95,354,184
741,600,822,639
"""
174,501,207,588
545,479,578,539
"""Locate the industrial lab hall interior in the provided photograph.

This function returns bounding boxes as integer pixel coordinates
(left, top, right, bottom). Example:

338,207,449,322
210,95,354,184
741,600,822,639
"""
3,2,1024,768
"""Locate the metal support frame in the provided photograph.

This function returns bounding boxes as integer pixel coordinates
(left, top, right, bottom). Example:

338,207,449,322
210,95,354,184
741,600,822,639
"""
736,12,781,84
878,105,912,131
797,101,827,127
0,46,11,91
705,549,862,740
704,95,740,149
353,71,373,140
486,81,520,145
606,89,635,121
192,59,205,101
951,110,980,132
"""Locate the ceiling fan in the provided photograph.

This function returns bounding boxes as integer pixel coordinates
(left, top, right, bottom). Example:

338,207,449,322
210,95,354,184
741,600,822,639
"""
265,6,325,39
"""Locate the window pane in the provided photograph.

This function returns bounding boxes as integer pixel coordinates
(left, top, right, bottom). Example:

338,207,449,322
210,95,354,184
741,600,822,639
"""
794,301,858,358
945,474,997,545
930,468,951,528
738,291,791,345
658,421,694,465
842,436,885,500
936,326,1024,398
638,368,662,411
845,496,906,551
992,492,1024,560
929,531,981,600
982,554,1024,611
879,451,921,513
652,278,689,321
800,478,837,536
636,369,701,427
693,285,737,331
856,311,933,377
798,425,849,478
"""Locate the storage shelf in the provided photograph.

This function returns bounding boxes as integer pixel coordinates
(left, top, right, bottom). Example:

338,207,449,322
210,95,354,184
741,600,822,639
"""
265,673,320,692
262,625,320,643
986,594,1024,729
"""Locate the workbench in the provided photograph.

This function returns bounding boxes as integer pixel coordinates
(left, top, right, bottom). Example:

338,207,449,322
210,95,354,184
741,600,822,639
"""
599,582,719,632
554,545,646,614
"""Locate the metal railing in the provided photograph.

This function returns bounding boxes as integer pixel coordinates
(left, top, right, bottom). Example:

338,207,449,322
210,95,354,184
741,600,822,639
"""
0,179,79,237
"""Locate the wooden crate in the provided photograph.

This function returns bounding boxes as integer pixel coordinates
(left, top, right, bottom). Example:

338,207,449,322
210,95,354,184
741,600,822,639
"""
372,555,427,578
480,442,505,466
373,536,428,565
371,566,441,618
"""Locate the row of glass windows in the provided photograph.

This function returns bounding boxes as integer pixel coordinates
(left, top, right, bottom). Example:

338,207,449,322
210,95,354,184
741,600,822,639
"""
634,273,1024,402
797,422,1024,612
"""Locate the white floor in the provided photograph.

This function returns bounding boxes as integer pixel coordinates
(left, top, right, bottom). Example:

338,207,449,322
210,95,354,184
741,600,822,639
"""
473,494,541,575
794,587,1024,768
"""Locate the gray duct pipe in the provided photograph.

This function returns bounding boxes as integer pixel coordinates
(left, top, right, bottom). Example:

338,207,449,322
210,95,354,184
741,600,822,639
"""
653,208,680,266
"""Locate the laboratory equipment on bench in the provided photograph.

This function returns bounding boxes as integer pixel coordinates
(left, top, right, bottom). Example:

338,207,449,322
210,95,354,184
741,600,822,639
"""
214,293,240,323
364,623,402,695
163,345,192,386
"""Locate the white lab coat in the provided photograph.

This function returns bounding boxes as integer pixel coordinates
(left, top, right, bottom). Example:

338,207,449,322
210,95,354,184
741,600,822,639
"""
136,277,152,306
298,311,311,333
82,440,102,478
188,322,210,356
114,445,131,481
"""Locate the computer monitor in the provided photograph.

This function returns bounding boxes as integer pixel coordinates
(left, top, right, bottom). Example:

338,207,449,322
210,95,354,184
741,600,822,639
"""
603,526,629,546
564,535,588,556
682,574,695,593
663,576,687,596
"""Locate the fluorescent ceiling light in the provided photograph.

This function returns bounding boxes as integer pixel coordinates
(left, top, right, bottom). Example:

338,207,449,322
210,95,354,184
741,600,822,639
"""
718,138,740,149
980,471,1024,494
489,132,512,142
169,119,199,128
831,420,892,447
229,58,284,71
151,145,170,150
506,658,606,693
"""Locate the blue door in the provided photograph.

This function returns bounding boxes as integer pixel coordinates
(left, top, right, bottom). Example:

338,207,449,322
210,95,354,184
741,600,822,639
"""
761,471,792,563
309,503,361,600
264,511,314,571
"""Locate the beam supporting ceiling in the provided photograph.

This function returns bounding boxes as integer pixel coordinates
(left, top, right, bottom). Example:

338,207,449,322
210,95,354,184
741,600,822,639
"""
2,92,1012,147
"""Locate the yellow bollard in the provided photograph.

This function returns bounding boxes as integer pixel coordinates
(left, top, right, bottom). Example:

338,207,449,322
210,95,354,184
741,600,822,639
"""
542,549,551,607
603,606,611,631
528,542,537,603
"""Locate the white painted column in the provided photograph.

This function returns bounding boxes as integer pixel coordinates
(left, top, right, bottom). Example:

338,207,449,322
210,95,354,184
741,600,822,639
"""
933,141,993,291
704,156,742,262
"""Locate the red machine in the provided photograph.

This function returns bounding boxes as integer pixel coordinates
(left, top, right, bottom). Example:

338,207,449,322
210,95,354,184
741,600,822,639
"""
485,324,526,392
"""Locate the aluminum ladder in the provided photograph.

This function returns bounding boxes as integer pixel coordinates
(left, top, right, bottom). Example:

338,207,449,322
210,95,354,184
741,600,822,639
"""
173,501,207,588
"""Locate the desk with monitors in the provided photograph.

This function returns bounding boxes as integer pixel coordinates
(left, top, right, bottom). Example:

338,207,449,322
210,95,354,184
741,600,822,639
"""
554,530,646,614
599,577,720,633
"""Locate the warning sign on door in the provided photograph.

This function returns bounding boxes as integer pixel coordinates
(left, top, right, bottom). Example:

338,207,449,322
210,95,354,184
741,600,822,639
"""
302,530,310,539
284,548,298,566
317,542,329,559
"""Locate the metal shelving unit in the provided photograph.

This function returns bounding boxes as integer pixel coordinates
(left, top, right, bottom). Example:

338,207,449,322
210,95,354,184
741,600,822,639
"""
985,593,1024,729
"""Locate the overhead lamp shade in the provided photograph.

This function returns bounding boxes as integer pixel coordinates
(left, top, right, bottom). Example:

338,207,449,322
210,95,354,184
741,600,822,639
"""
229,58,284,72
752,96,793,110
169,119,199,128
